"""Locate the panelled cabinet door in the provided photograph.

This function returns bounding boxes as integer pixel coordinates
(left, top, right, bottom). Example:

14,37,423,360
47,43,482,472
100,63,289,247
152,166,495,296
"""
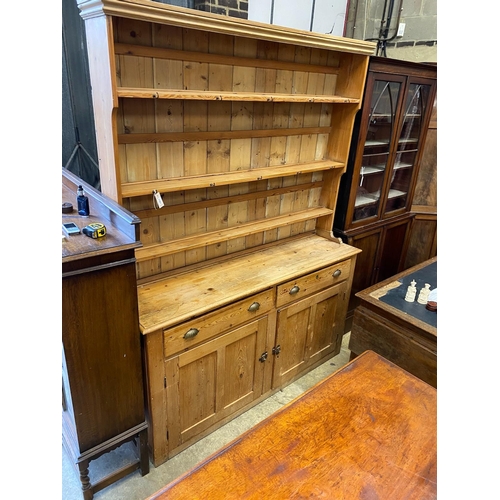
165,317,268,453
347,229,383,307
272,282,347,389
376,217,412,282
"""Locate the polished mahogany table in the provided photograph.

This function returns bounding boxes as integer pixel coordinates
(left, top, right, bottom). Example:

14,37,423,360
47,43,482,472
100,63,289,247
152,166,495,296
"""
147,350,437,500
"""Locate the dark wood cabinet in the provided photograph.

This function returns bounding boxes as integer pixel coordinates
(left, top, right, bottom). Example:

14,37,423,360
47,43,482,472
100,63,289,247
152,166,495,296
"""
405,91,437,269
334,57,437,329
62,168,149,499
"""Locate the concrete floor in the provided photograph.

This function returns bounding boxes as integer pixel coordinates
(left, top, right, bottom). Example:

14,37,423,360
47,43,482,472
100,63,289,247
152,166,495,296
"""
62,333,352,500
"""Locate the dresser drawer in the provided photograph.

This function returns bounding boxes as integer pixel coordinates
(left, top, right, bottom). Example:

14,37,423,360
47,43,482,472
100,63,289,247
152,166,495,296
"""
163,289,275,358
276,260,351,308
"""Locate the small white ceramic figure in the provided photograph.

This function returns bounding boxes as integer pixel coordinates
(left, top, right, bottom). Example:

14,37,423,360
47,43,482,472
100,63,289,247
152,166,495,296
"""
405,279,417,302
417,283,431,304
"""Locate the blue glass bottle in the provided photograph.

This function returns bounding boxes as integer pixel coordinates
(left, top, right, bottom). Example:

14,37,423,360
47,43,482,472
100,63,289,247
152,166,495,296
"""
77,185,90,216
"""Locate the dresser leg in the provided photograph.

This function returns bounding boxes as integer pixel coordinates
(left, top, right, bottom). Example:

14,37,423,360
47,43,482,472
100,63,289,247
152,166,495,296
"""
139,428,150,476
78,459,93,500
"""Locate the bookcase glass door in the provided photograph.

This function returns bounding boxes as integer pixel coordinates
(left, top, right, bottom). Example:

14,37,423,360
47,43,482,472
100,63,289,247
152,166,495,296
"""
383,82,432,216
354,79,402,223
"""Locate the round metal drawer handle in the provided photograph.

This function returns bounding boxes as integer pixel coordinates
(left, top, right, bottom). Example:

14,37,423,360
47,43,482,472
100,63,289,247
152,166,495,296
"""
332,269,342,278
289,285,300,295
183,328,199,339
248,302,261,312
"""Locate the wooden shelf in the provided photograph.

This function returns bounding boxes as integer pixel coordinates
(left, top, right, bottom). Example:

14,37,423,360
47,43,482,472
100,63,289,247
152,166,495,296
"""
121,160,344,198
355,194,378,208
356,189,406,206
364,140,389,147
388,189,406,199
118,127,332,145
114,42,341,75
134,207,333,262
360,165,385,174
393,162,413,170
116,87,360,104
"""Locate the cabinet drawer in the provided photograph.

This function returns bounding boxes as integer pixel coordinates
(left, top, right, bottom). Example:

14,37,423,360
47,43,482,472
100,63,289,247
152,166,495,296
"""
163,289,274,358
276,260,351,308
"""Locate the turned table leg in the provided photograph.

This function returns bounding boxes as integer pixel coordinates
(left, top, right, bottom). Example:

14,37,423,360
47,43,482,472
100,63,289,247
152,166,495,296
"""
78,459,93,500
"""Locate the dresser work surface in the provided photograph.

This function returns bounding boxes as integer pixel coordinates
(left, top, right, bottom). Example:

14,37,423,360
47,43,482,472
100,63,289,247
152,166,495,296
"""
146,350,437,500
137,234,359,333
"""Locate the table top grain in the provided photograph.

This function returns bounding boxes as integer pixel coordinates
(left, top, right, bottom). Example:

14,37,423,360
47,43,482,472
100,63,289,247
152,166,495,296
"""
147,350,437,500
62,181,140,263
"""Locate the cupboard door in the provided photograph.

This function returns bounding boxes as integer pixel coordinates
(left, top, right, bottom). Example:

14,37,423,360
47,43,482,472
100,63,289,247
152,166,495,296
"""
347,229,382,312
377,218,411,282
62,262,145,451
165,317,268,453
272,282,347,389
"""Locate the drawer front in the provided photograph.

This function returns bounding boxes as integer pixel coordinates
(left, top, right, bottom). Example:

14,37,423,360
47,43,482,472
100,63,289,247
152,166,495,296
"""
163,289,274,358
276,259,351,308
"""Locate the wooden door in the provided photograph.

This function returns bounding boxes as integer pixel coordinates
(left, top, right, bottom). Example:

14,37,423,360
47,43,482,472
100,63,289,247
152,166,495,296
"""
272,282,347,389
377,217,412,282
62,261,145,452
165,317,268,454
348,228,382,299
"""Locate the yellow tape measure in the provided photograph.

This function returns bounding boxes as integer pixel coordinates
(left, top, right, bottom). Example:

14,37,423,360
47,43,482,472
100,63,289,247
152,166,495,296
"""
82,222,107,239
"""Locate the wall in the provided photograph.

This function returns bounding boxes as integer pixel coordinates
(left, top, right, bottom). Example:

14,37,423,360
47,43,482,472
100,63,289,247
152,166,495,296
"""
344,0,437,63
248,0,349,37
248,0,436,63
194,0,248,18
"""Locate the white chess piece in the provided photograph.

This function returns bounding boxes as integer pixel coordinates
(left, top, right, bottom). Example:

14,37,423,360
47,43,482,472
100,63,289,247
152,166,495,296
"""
417,283,431,304
405,279,417,302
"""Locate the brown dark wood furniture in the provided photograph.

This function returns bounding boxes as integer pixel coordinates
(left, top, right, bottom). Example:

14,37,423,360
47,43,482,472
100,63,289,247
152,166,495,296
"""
146,350,437,500
62,168,149,499
405,90,437,268
349,256,437,387
334,57,437,331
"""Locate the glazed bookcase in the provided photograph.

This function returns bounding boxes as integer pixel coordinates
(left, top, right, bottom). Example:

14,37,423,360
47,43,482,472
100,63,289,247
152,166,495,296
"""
77,0,375,466
334,57,437,329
